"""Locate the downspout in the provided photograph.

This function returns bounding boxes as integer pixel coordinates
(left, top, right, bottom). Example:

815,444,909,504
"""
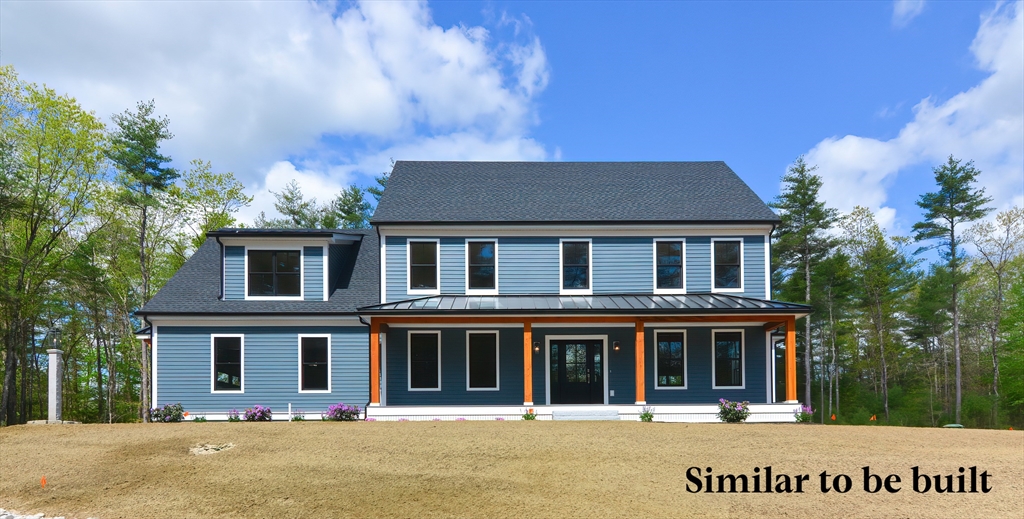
359,315,372,415
768,224,776,300
216,236,225,300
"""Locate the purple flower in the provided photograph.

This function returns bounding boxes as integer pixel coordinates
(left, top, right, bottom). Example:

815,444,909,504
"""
456,417,466,421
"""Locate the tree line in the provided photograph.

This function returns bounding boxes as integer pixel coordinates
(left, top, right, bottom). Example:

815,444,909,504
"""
1,64,1021,427
772,157,1023,428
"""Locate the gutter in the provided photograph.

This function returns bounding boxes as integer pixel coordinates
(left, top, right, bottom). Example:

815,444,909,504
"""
215,236,225,301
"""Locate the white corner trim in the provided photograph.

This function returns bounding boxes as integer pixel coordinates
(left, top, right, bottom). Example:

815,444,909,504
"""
711,328,746,390
407,330,441,391
652,238,687,295
558,238,593,295
406,238,441,296
298,333,332,393
764,233,771,300
465,239,499,295
322,244,329,301
211,334,245,394
151,324,158,407
710,238,744,293
465,330,500,391
653,329,688,390
243,246,304,301
380,230,387,303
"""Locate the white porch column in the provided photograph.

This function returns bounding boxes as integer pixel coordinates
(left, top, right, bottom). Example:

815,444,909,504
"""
47,348,64,422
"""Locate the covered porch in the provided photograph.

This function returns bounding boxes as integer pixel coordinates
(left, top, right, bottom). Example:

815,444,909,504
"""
359,294,809,422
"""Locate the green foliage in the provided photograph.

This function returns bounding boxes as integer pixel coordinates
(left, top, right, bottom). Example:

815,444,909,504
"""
913,156,992,263
255,180,370,229
150,402,185,423
639,406,654,422
717,399,750,423
367,170,389,204
522,408,537,420
107,99,178,201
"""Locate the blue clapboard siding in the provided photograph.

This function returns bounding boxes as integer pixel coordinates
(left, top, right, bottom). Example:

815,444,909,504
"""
440,238,464,294
742,235,767,299
593,237,653,294
385,236,406,302
303,246,323,301
385,327,524,405
155,326,368,412
685,237,711,293
224,246,245,300
644,326,767,404
497,237,559,294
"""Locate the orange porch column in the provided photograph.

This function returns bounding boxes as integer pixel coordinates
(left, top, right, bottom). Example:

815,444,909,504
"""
523,322,534,405
369,319,380,406
785,315,797,402
635,321,646,404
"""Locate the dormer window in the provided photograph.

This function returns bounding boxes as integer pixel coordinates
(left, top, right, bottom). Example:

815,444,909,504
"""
248,250,300,296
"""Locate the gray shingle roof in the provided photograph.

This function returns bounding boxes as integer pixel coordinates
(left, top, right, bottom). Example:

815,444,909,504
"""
137,230,379,316
371,161,780,224
358,294,810,315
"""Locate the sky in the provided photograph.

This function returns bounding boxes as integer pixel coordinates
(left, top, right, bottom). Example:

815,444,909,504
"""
1,0,1021,235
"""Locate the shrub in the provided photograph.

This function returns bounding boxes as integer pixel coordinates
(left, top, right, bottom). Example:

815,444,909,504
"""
639,406,655,423
227,409,241,422
322,403,361,421
794,405,814,423
717,399,751,423
244,405,272,422
522,408,537,420
150,403,185,423
193,415,208,423
291,413,305,422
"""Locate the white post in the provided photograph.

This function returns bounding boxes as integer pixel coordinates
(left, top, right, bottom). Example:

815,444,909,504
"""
47,349,63,423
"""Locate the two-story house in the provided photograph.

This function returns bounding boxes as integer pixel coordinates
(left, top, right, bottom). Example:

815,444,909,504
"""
137,161,808,421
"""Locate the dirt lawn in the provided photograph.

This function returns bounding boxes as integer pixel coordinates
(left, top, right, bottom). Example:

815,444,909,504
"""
1,422,1021,518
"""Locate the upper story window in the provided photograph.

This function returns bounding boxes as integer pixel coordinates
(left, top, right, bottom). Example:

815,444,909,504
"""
654,239,685,293
466,240,497,293
408,240,438,293
712,239,743,291
248,250,300,297
560,239,592,294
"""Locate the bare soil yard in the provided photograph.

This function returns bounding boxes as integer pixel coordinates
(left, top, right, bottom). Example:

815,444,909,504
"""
1,421,1021,518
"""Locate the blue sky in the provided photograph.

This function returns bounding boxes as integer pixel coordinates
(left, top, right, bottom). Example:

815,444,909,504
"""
1,0,1021,234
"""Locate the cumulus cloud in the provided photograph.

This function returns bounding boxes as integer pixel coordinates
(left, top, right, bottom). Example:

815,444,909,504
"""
806,1,1024,231
893,0,927,28
0,0,550,223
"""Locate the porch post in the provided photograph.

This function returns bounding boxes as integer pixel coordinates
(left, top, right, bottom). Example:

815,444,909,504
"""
369,319,380,406
785,315,797,402
523,322,533,405
635,320,645,405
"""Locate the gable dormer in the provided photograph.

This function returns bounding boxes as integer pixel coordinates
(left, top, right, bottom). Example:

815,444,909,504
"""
210,229,364,302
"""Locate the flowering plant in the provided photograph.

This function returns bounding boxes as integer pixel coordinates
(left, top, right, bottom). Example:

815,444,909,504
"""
322,403,361,421
227,409,241,422
794,405,814,423
717,398,751,423
639,406,655,423
244,405,273,422
150,403,185,423
522,408,537,421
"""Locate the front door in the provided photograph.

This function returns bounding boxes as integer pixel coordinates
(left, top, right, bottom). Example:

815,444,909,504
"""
550,339,604,404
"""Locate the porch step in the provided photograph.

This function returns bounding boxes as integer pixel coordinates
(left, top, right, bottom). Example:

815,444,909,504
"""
552,410,621,421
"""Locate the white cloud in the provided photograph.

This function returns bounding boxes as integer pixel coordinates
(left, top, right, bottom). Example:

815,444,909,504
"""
806,1,1024,231
0,0,550,223
893,0,926,28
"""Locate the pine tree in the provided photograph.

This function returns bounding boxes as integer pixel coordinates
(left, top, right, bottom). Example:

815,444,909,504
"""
913,156,992,424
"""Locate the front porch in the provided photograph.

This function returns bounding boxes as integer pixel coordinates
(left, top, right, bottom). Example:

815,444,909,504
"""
364,403,803,422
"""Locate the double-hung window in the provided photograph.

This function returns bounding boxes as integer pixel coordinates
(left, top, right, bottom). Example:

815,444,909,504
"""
408,240,439,293
299,335,330,392
712,239,743,291
655,330,686,389
654,240,685,293
466,331,499,390
712,330,744,388
560,239,592,294
408,331,440,390
212,335,243,392
248,250,300,297
466,240,497,294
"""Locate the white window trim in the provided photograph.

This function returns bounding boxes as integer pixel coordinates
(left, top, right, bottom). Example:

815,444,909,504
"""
465,239,499,295
711,328,746,390
211,334,244,394
407,239,441,296
465,330,500,391
653,329,688,390
543,334,609,405
408,330,441,391
244,246,304,301
297,333,332,394
559,238,593,295
652,238,687,295
710,238,744,293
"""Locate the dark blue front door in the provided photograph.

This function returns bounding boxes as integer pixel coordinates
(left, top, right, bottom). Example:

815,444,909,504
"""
550,340,604,404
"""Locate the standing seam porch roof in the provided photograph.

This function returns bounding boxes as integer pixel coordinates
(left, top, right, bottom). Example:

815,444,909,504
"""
358,294,811,315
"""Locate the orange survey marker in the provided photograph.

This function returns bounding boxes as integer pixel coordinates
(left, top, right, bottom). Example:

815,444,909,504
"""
870,414,877,421
41,476,46,489
830,414,836,421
